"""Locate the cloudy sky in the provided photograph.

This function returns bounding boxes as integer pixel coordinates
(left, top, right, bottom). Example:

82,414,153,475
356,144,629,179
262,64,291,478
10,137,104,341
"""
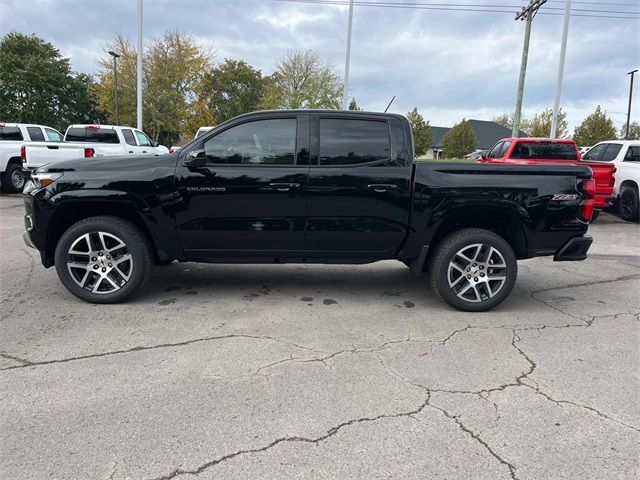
2,0,639,131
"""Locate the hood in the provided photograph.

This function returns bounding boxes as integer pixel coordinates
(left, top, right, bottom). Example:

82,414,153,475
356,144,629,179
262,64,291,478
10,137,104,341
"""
36,153,176,173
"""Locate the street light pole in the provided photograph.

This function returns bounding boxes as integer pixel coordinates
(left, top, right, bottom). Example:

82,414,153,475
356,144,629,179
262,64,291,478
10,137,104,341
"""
108,51,120,125
342,0,354,110
550,0,571,138
626,69,638,140
512,0,547,138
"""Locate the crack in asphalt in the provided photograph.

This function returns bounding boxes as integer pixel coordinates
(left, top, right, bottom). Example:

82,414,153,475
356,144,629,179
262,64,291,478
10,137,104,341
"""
0,352,33,366
531,273,640,295
150,394,432,480
0,334,323,372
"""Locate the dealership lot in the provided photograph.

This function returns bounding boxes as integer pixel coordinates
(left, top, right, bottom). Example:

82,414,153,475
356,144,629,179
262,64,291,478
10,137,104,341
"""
0,193,638,479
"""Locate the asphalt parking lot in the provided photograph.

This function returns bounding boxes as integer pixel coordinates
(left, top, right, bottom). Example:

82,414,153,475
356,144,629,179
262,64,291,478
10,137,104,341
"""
0,193,638,480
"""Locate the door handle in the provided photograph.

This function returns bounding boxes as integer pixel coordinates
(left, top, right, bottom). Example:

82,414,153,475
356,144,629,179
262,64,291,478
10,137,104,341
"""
142,150,148,153
368,184,397,193
128,151,134,154
269,182,300,192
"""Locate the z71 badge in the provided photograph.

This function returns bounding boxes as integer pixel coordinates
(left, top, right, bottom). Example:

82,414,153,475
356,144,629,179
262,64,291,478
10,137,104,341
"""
552,194,578,201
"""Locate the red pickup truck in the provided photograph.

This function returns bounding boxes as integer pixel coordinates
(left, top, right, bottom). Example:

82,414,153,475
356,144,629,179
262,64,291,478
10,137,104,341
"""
478,138,615,215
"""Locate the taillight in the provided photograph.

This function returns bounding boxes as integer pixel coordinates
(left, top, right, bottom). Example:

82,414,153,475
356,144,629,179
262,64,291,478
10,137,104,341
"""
609,166,616,187
579,178,595,222
20,145,26,163
84,148,95,158
169,148,174,154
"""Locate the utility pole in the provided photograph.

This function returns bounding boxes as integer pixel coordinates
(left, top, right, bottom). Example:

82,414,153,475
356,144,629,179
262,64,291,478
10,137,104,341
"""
550,0,570,138
108,51,120,125
512,0,547,137
626,69,638,140
136,0,143,130
342,0,354,110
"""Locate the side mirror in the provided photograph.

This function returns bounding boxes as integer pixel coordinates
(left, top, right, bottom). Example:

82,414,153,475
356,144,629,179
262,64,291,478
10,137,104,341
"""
152,141,159,147
184,149,207,168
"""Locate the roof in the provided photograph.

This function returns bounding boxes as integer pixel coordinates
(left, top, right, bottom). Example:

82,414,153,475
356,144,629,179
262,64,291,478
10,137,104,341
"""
430,119,529,149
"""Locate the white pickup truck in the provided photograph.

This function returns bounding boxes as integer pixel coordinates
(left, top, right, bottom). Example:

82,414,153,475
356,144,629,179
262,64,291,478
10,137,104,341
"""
22,124,170,171
582,140,640,222
0,122,65,192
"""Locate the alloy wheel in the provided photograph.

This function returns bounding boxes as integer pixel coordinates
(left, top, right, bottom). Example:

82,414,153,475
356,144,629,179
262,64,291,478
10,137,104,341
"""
66,231,133,294
11,169,24,189
447,243,507,303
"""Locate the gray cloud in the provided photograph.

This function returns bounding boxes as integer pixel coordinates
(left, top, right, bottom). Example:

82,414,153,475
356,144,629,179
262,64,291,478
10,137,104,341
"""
1,0,638,130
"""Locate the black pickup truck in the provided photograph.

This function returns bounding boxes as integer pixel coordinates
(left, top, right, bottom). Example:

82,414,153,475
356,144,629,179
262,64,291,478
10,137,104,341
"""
23,110,594,311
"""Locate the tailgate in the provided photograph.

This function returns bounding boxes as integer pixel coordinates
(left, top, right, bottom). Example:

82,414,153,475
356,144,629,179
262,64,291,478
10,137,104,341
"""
581,161,615,190
23,142,89,168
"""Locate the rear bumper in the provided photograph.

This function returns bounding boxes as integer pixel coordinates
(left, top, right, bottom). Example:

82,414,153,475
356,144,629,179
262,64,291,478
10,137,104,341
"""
553,235,592,261
594,194,614,209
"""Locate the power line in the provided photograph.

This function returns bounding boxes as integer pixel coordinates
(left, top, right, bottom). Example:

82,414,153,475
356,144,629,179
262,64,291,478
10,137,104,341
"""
269,0,640,18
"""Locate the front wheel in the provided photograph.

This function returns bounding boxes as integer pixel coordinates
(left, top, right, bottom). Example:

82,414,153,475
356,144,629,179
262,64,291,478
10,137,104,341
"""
618,186,639,222
429,228,517,312
54,216,154,303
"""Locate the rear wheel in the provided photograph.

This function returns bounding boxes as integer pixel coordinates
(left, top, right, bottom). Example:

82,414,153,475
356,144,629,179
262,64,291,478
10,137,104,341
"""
618,186,639,222
2,163,26,193
429,228,517,312
54,216,154,303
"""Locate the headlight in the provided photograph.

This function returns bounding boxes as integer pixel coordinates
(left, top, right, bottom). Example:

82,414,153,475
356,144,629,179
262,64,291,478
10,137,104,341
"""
32,172,63,189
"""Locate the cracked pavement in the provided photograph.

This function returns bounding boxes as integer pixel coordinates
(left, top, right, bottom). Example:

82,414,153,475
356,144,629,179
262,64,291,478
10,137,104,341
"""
0,194,638,480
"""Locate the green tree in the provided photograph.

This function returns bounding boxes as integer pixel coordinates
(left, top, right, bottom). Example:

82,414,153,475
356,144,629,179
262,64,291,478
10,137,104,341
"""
527,108,568,138
95,31,214,146
620,121,640,140
260,49,342,109
492,112,532,136
202,59,263,123
348,98,361,111
406,107,432,157
442,119,478,158
573,106,617,146
0,32,103,129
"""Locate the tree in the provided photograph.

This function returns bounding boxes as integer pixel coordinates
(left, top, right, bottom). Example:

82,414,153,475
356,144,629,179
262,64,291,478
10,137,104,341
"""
348,98,361,111
95,31,214,146
0,32,103,129
527,108,568,138
442,119,478,158
406,107,432,157
620,121,640,140
260,49,342,109
573,106,617,146
202,59,264,123
491,112,532,136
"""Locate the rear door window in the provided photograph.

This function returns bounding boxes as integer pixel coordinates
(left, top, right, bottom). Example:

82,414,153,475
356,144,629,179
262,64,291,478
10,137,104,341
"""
0,126,23,141
600,143,623,162
65,127,120,143
122,129,137,146
26,127,45,141
319,118,390,166
44,128,63,142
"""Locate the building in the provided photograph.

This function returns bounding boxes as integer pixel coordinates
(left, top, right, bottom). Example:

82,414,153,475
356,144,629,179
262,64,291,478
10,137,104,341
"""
423,120,528,159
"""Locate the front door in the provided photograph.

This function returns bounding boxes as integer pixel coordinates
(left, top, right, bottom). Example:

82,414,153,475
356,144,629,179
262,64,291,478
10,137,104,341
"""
305,114,412,258
174,114,309,257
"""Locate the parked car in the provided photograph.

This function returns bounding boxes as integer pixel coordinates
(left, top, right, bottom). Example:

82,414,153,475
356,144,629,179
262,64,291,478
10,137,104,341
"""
0,122,64,192
23,110,595,311
582,140,640,222
22,125,169,171
478,137,616,218
169,126,216,153
464,149,489,160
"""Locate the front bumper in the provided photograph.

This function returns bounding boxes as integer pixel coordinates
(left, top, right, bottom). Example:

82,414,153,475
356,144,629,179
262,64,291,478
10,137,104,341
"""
553,235,592,261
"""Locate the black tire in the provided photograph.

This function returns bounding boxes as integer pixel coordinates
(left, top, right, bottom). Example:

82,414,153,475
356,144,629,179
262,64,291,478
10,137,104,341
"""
618,186,639,222
2,163,26,193
54,216,154,303
590,210,600,222
429,228,517,312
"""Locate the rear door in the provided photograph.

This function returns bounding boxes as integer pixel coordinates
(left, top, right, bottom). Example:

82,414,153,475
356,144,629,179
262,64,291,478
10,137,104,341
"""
174,113,309,256
304,114,411,257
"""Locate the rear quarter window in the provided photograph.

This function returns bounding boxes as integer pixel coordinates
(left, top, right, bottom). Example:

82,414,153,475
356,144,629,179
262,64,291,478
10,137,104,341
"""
26,127,45,141
319,118,390,165
65,127,120,144
0,126,23,141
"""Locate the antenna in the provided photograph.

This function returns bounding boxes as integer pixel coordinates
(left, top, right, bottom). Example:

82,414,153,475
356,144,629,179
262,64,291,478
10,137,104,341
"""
384,96,396,113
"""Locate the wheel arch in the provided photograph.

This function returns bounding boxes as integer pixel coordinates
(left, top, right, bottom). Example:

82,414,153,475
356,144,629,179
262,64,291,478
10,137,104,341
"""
418,206,528,272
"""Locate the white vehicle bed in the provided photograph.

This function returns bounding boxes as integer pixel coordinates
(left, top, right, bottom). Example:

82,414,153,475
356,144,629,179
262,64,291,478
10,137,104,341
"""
0,122,64,192
582,140,640,222
22,124,169,171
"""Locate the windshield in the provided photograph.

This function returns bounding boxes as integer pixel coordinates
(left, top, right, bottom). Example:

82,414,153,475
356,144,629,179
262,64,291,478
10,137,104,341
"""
510,142,577,160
